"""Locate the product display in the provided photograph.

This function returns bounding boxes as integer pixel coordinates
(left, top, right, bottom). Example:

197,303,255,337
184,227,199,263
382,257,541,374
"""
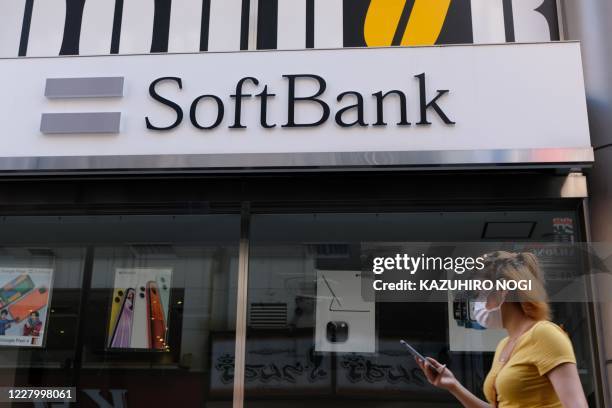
107,268,172,350
315,270,375,353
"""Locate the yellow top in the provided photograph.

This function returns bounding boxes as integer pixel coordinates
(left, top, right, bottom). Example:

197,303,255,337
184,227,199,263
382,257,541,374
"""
483,321,577,408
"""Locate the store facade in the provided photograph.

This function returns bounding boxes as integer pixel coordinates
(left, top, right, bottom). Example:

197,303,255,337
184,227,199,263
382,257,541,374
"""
0,1,609,407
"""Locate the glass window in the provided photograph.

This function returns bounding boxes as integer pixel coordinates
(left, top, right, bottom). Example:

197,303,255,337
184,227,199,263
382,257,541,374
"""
0,214,240,407
243,211,598,407
0,245,84,389
0,209,601,406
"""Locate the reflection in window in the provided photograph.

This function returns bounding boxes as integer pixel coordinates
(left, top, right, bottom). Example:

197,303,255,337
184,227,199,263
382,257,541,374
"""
243,211,597,407
0,215,240,407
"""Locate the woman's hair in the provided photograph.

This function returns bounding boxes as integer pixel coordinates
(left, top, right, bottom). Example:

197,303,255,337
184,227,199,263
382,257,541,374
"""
481,251,551,321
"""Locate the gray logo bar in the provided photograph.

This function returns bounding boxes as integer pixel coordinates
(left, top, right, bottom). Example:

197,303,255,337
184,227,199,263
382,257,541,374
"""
41,112,121,134
41,76,124,134
45,77,124,99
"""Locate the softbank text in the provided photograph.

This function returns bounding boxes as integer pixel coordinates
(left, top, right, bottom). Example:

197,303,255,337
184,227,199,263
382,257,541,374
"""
144,73,455,131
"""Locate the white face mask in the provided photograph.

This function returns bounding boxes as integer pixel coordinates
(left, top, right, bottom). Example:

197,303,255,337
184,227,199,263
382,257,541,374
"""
473,294,505,329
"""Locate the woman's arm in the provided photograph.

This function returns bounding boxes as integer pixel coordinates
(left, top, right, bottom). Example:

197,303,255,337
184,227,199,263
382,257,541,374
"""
417,357,491,408
547,363,589,408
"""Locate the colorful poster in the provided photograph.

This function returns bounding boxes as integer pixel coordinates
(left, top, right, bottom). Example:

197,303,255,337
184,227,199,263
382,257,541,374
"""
552,217,575,243
107,268,172,350
0,267,54,347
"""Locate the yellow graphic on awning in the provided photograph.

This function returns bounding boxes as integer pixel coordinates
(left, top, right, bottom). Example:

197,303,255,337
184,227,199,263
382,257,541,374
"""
364,0,406,47
364,0,452,46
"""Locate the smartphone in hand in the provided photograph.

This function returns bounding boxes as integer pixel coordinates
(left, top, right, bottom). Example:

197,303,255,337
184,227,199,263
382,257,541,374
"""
399,339,434,369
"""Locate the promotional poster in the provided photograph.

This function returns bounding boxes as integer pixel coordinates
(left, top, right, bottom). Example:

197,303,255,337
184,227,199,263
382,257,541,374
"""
107,268,173,351
315,270,376,353
0,267,54,347
447,296,506,352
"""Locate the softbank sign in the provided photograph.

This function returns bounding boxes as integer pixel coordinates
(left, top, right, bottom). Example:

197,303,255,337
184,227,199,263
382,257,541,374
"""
144,73,454,131
39,72,453,134
0,43,593,170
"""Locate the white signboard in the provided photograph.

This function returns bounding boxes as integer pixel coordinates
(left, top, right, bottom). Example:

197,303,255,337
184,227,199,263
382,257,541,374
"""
0,42,592,170
315,270,376,353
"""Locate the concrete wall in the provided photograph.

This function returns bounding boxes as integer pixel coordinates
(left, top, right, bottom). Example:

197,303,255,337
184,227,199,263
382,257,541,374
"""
560,1,612,405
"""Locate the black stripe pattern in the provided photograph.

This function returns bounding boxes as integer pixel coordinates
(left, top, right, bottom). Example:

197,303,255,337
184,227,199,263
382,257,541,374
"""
11,0,561,57
503,0,515,42
59,0,86,55
305,0,314,48
151,0,172,53
257,0,277,49
200,0,211,51
110,0,124,53
240,0,251,50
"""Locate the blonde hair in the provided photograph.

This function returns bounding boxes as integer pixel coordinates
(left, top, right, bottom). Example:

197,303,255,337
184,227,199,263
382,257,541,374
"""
482,251,551,321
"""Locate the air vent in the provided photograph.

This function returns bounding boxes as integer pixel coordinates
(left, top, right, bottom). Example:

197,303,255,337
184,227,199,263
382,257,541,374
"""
27,248,55,257
128,244,175,258
249,303,287,329
314,244,350,258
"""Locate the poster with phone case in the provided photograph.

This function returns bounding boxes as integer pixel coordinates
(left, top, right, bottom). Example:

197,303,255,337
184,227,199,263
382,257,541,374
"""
0,267,54,347
315,270,375,353
448,296,505,352
107,268,172,351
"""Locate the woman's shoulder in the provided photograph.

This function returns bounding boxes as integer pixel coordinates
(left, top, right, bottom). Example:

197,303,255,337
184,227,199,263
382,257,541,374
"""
525,320,573,350
529,320,567,337
524,320,576,374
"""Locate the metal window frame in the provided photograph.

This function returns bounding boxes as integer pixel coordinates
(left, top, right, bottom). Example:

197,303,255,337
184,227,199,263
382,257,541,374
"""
556,0,567,41
233,202,251,408
579,198,609,408
232,4,257,402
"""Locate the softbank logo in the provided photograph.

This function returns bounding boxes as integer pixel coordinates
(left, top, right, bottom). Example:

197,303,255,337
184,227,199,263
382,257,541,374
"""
144,73,455,131
40,77,124,134
38,73,454,134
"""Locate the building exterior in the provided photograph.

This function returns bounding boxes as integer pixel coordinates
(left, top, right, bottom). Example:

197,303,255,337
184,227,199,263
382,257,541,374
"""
0,1,609,407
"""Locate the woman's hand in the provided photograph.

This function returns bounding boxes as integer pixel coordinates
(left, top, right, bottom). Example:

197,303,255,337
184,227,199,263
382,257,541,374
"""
416,357,491,408
416,357,458,391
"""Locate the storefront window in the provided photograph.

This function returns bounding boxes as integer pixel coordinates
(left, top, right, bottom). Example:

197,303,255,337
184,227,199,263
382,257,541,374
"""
0,245,85,390
0,210,601,406
0,215,240,407
243,211,598,406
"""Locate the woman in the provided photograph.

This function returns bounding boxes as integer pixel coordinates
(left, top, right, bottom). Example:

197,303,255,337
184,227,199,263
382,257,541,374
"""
23,311,42,337
416,251,588,407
